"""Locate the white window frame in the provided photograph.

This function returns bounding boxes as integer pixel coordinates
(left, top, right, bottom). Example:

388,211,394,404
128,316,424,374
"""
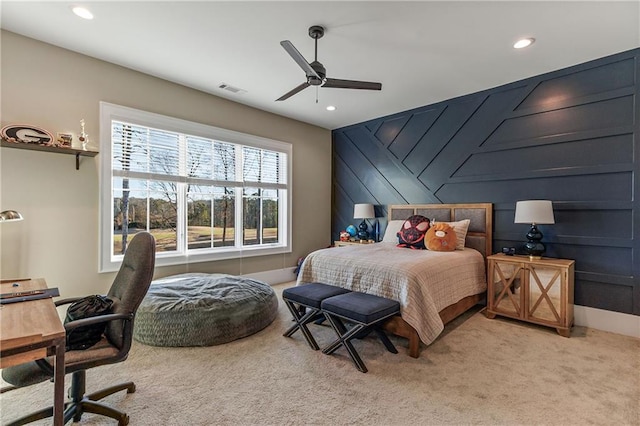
99,102,292,272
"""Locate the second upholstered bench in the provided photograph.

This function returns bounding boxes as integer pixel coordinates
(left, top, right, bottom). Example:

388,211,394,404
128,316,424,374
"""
321,291,400,373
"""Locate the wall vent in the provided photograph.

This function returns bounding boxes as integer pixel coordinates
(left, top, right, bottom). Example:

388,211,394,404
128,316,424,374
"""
218,83,247,95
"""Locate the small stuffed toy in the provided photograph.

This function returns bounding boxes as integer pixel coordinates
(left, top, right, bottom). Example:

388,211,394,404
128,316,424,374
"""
425,222,457,251
397,215,430,249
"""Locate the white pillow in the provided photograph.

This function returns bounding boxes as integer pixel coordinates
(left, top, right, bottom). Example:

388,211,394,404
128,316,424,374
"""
436,219,470,250
382,220,405,243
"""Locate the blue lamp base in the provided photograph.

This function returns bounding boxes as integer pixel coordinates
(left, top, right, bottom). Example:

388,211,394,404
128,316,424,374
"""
357,220,369,241
524,224,545,259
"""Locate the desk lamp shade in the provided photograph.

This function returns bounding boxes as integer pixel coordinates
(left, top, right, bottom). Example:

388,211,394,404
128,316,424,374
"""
0,210,23,222
353,203,375,240
514,200,554,259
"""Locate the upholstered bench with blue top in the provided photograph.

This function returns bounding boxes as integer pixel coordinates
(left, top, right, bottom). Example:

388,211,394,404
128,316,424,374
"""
321,291,400,373
282,283,351,350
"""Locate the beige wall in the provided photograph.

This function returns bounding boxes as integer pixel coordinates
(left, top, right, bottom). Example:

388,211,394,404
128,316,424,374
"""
0,31,332,297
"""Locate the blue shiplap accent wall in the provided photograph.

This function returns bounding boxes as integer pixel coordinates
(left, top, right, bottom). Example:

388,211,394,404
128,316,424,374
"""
332,48,640,316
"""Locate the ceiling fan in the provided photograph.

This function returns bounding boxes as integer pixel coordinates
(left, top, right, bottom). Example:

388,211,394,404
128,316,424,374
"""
276,25,382,102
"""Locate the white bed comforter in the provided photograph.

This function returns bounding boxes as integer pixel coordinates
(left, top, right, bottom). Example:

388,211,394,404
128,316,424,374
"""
296,242,486,345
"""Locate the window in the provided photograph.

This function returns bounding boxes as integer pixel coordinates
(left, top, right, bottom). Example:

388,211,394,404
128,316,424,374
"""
99,102,291,272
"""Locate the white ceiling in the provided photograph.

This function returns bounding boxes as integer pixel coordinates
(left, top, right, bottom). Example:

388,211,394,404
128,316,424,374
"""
1,1,639,130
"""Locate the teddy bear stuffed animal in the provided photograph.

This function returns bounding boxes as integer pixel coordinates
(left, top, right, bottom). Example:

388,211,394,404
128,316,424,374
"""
425,222,457,251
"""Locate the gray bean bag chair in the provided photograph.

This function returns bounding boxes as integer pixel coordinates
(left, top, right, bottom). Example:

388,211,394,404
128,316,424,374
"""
133,273,278,347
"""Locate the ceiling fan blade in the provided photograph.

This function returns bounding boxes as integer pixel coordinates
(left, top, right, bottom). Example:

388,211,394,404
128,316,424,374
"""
280,40,320,79
323,78,382,91
276,82,311,101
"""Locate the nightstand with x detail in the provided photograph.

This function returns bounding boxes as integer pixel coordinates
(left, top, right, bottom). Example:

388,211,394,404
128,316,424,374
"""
486,253,575,337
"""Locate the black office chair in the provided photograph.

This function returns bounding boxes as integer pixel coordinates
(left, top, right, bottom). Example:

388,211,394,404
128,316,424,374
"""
2,231,156,426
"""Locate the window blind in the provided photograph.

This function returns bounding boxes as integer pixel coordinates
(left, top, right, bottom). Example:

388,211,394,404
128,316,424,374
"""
242,146,287,189
112,121,286,189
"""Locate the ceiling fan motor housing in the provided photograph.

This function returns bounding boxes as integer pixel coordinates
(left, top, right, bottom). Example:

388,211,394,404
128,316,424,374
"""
308,61,326,85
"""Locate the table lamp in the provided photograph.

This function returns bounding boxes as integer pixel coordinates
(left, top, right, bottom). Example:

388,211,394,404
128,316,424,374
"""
353,203,375,241
0,210,23,222
514,200,554,259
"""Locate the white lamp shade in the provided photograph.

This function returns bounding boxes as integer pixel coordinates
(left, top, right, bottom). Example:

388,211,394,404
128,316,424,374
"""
353,203,375,219
514,200,555,224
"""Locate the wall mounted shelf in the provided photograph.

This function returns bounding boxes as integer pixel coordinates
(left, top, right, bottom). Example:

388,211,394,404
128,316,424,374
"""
1,140,99,170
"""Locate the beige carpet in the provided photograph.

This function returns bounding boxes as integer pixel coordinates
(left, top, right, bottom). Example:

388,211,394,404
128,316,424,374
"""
1,282,638,425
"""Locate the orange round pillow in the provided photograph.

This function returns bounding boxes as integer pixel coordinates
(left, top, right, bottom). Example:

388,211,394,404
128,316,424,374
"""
425,223,457,252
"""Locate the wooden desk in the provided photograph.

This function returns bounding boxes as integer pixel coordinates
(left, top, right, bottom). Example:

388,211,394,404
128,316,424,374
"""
1,278,65,426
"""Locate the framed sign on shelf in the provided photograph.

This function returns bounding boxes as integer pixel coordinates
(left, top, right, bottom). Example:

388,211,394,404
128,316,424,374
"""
1,124,55,146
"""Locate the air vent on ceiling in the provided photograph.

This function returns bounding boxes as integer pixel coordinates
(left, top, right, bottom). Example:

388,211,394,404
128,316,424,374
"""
218,83,247,95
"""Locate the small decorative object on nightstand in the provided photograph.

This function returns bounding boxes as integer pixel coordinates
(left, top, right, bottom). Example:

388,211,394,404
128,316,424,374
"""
373,219,380,242
486,253,574,337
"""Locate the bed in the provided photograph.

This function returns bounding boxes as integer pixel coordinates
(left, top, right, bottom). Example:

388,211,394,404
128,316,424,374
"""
296,203,492,358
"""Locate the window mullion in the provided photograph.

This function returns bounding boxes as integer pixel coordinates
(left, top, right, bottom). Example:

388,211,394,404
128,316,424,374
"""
258,151,263,245
146,127,151,174
178,135,187,254
235,146,244,249
176,182,187,254
146,180,150,232
284,189,288,244
259,189,263,245
234,186,242,249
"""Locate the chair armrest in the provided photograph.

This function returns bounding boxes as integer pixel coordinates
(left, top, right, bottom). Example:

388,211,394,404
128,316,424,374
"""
55,295,109,307
55,296,88,307
64,312,133,331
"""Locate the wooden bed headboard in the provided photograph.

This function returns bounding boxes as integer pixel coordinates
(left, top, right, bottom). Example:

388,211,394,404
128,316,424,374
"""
388,203,493,258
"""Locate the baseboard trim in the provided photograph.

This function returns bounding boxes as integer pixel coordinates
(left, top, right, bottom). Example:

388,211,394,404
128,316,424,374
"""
242,267,296,285
574,305,640,338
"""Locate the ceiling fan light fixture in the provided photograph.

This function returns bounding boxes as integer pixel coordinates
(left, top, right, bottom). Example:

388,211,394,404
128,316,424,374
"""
71,6,94,20
308,76,324,86
326,105,336,111
514,38,535,49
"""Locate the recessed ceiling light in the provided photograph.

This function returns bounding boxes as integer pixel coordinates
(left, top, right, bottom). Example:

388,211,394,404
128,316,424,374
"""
72,6,94,20
514,38,535,49
326,106,336,111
